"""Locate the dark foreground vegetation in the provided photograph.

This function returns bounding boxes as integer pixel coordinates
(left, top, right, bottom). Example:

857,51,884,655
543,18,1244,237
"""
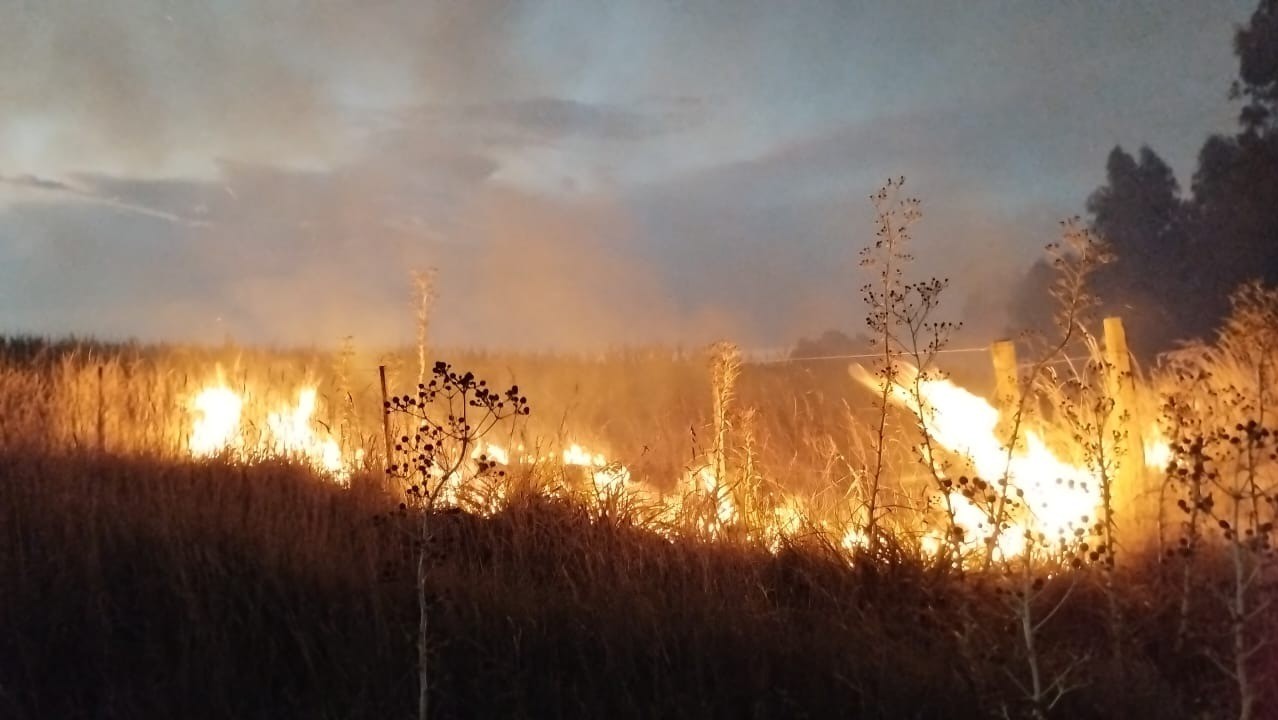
0,452,1269,720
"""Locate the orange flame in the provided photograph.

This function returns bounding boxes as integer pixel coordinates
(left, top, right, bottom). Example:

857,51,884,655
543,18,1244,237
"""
853,363,1098,558
188,381,356,484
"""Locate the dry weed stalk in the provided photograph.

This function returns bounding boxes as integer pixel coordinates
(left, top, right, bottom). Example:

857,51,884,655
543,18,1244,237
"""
984,221,1111,570
859,176,960,559
385,362,529,720
412,268,439,388
708,340,741,493
1161,282,1278,720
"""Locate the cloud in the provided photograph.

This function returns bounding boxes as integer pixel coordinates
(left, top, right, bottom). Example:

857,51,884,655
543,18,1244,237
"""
0,132,699,349
401,96,703,146
624,103,1090,345
0,0,1259,351
0,173,210,226
0,0,538,176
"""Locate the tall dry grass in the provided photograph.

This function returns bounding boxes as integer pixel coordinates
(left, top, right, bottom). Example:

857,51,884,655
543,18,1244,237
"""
1,294,1276,718
0,451,1214,719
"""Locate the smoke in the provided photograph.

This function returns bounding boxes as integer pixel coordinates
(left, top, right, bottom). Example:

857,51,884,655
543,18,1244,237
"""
0,0,534,177
0,1,1251,351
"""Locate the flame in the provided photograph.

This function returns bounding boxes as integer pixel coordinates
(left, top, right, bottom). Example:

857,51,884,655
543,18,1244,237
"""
467,440,636,497
841,526,869,553
854,364,1097,557
472,443,511,465
189,384,243,457
188,381,355,484
185,362,1171,562
563,443,607,467
1144,428,1173,471
265,388,350,481
763,500,806,550
685,466,737,535
592,464,632,492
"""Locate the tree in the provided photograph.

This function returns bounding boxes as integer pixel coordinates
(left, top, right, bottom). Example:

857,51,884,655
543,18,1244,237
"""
1085,146,1196,356
1190,131,1278,318
1014,0,1278,359
1234,0,1278,133
1011,146,1191,358
1187,0,1278,338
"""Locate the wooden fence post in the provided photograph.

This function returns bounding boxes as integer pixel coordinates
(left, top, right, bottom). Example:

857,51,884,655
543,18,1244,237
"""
379,365,395,481
96,364,105,453
1104,316,1145,467
1104,316,1146,510
990,339,1019,448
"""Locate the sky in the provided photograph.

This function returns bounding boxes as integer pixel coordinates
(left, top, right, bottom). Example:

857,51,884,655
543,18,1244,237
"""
0,0,1258,351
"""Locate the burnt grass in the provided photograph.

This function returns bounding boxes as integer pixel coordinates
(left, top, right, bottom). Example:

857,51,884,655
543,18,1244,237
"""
0,453,1266,719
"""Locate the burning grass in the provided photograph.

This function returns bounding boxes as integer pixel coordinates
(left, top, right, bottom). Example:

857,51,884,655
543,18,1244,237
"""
0,322,1274,718
1,260,1277,717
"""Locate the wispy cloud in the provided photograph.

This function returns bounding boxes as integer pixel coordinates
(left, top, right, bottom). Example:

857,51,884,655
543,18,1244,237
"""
0,174,210,227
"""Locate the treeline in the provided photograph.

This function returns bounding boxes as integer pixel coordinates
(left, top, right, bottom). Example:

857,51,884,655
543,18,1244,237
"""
1014,0,1278,359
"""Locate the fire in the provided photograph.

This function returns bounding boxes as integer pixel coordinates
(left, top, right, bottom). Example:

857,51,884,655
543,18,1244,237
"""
188,381,356,484
476,443,510,465
764,499,807,550
265,388,349,480
189,384,243,457
1144,429,1173,471
854,364,1099,558
841,526,869,553
185,361,1170,562
563,443,607,467
683,466,737,535
591,464,632,492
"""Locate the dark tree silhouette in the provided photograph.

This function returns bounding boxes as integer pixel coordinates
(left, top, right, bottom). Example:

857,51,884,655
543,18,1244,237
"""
1011,146,1191,358
1234,0,1278,133
1012,0,1278,360
1189,132,1278,325
1183,0,1278,340
1087,146,1195,356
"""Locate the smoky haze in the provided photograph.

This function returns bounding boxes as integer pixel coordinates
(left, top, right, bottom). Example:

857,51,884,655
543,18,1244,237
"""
0,1,1255,351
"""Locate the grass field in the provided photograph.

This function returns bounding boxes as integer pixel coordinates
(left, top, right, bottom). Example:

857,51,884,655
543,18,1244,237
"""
0,451,1250,720
0,288,1275,719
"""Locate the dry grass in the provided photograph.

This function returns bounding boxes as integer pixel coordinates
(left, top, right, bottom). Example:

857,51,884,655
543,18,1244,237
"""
0,330,1275,718
0,451,1222,720
0,336,941,496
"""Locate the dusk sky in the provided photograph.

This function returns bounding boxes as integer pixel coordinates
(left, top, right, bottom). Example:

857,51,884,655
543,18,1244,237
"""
0,1,1256,350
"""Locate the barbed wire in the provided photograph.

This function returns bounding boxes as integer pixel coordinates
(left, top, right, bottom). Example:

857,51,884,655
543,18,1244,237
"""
757,345,993,364
344,349,1101,375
